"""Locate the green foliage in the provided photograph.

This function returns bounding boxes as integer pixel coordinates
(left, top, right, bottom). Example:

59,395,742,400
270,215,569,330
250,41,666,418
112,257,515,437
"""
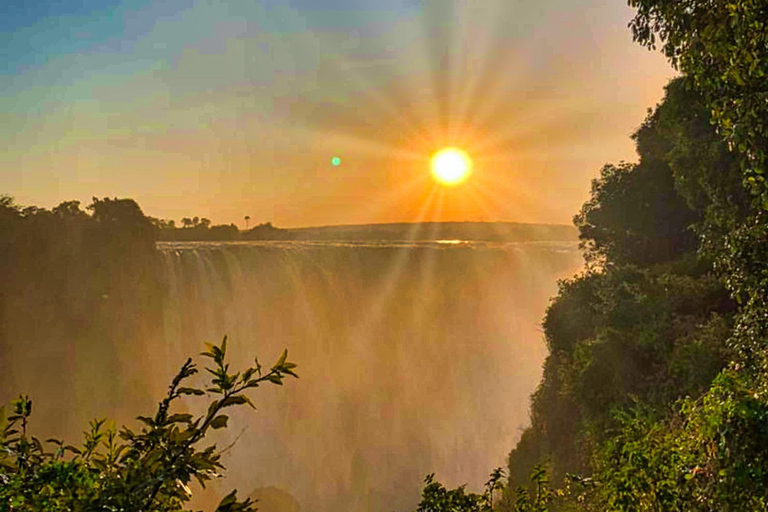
414,469,506,512
574,160,699,267
507,70,754,507
589,369,768,511
415,474,488,512
629,0,768,206
0,336,298,511
510,466,554,512
502,5,768,510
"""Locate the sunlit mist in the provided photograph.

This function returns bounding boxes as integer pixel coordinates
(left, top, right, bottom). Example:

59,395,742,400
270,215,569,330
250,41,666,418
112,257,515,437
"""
0,0,673,227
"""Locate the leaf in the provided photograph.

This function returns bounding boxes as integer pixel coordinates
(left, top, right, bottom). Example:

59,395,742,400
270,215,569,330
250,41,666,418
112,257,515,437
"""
136,415,154,426
207,400,220,420
217,489,238,509
241,396,257,410
275,349,287,369
221,395,248,408
167,413,194,424
178,387,205,396
203,341,216,354
64,445,83,455
210,415,229,430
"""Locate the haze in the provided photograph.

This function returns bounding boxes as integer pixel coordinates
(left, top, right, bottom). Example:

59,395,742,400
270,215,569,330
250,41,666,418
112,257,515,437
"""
1,0,672,227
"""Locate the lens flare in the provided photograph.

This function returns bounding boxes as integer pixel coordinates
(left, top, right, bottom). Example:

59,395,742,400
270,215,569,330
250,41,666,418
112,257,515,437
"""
430,148,472,186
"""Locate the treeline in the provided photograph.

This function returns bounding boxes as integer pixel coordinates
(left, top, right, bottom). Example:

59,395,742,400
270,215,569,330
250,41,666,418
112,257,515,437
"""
0,197,164,426
493,1,768,509
504,76,749,504
152,217,293,241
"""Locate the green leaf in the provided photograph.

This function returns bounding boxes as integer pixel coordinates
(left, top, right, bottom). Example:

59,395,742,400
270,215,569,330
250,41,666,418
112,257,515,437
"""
207,400,220,420
167,413,194,424
275,349,287,369
220,335,228,359
217,489,238,509
178,387,206,396
136,415,154,426
210,415,229,430
221,395,249,408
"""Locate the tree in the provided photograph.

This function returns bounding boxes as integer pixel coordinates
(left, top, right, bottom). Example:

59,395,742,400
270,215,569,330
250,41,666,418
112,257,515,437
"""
0,337,298,511
506,76,738,498
52,200,87,220
414,469,505,512
629,0,768,206
244,216,250,229
629,0,768,374
181,218,193,229
574,160,699,267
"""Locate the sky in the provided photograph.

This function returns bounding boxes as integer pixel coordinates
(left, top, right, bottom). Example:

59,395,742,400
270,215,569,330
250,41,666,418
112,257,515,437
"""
1,0,674,228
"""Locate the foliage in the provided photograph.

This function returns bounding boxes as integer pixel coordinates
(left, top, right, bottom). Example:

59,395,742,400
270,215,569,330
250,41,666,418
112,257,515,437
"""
414,469,505,512
505,64,764,509
498,3,768,510
589,370,768,511
629,0,768,206
0,196,164,414
414,474,488,512
0,337,298,511
574,159,699,267
153,216,241,242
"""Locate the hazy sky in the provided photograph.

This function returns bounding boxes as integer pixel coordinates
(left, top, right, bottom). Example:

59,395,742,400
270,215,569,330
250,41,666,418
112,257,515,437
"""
2,0,673,228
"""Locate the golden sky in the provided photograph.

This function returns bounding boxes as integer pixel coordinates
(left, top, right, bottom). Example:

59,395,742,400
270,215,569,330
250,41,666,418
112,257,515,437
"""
1,0,673,228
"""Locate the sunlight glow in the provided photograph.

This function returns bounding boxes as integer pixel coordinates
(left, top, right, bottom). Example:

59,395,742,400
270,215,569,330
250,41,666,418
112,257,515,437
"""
430,148,473,186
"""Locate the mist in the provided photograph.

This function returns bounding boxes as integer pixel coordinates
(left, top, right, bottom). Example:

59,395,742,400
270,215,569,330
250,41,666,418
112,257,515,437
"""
0,214,581,511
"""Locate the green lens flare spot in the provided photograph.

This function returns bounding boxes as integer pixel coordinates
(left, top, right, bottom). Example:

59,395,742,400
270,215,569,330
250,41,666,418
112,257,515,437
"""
331,157,341,166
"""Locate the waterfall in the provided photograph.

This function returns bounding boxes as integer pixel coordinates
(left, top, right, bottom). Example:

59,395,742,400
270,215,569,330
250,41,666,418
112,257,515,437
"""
158,240,582,512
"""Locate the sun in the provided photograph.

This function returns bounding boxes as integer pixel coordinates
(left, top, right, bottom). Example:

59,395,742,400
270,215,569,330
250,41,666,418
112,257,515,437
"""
430,147,473,186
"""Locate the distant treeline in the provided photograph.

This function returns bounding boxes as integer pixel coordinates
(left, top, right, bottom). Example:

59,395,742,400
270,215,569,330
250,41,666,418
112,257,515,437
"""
151,217,292,241
151,216,578,243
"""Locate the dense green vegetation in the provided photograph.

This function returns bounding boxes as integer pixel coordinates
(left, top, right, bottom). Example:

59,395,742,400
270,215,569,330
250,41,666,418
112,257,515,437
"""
496,1,768,510
507,75,741,489
0,337,297,512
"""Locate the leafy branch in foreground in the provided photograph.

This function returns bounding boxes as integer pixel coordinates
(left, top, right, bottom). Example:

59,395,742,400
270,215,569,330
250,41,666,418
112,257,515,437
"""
414,468,507,512
0,336,298,512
